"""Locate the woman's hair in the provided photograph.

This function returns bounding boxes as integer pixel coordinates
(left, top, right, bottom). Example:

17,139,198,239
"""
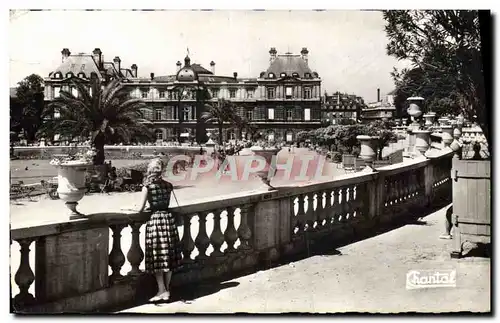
144,158,164,185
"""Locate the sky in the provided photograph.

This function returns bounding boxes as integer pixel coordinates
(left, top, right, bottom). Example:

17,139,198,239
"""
9,9,411,102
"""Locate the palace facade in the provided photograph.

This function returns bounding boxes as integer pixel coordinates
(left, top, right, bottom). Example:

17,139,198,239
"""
43,47,322,144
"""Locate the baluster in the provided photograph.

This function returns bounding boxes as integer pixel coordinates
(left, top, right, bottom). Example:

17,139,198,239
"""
181,214,195,264
126,222,144,276
346,186,354,218
316,191,326,229
331,188,339,224
109,224,126,282
305,193,315,230
195,212,211,261
210,209,225,258
324,189,332,226
13,238,35,308
237,204,253,251
340,187,347,222
224,207,239,254
297,194,305,216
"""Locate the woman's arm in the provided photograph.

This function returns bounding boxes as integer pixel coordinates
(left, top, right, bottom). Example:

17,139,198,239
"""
137,186,148,213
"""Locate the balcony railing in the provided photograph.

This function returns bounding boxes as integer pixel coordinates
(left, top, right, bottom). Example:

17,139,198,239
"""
10,151,453,313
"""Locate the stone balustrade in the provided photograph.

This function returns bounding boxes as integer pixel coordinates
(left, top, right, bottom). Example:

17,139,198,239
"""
10,150,453,313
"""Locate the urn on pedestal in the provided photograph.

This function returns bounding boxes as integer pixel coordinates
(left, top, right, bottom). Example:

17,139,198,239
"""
413,129,432,155
356,135,379,170
50,149,96,220
406,96,425,129
53,160,92,219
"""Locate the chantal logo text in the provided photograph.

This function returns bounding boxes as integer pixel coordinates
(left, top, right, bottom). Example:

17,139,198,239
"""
406,269,457,289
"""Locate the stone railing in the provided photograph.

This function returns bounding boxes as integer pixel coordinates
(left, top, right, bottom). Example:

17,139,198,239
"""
10,151,453,313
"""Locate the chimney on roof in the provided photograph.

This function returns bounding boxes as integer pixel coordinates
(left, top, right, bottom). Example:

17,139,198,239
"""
61,48,71,63
176,61,182,73
131,64,138,77
92,48,102,69
269,47,277,64
150,72,155,80
210,61,215,74
377,88,380,102
300,47,309,63
233,72,238,80
113,56,121,75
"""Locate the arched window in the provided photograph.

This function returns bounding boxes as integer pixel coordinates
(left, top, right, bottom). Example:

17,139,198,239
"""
280,72,286,78
268,73,275,79
78,72,86,78
292,72,299,78
66,72,74,78
304,73,311,78
54,72,63,79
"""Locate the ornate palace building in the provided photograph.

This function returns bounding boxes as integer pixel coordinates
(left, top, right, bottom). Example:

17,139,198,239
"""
43,47,322,144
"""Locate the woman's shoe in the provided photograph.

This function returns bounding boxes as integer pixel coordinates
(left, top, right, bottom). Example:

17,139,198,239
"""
159,291,170,301
149,293,163,302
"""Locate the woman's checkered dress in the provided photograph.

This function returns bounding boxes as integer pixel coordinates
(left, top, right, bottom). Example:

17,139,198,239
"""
144,179,182,273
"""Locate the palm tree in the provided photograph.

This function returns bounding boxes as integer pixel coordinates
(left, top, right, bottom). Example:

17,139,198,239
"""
201,99,243,145
38,76,153,165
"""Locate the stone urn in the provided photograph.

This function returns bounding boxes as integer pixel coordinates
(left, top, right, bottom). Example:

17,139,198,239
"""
413,129,432,155
441,125,454,147
423,112,436,127
406,96,424,129
250,146,280,191
438,117,449,127
356,135,379,168
53,160,92,219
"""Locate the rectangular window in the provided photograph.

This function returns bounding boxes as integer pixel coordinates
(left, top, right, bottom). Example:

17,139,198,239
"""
246,110,253,120
304,108,311,121
156,130,163,140
247,90,254,98
159,91,165,98
212,89,219,98
54,87,60,98
304,88,311,99
267,88,275,99
286,108,293,121
285,87,293,98
71,87,78,97
142,90,148,98
155,109,162,120
54,108,60,119
268,108,275,120
229,89,236,98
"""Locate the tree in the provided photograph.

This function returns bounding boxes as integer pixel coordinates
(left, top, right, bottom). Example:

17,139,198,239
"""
38,77,153,165
384,10,489,148
201,99,243,145
11,74,45,142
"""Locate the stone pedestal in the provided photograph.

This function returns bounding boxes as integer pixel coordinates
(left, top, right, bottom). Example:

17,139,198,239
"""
35,227,109,303
413,130,431,155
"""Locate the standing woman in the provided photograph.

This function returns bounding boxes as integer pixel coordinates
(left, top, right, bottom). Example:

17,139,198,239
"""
136,158,182,302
